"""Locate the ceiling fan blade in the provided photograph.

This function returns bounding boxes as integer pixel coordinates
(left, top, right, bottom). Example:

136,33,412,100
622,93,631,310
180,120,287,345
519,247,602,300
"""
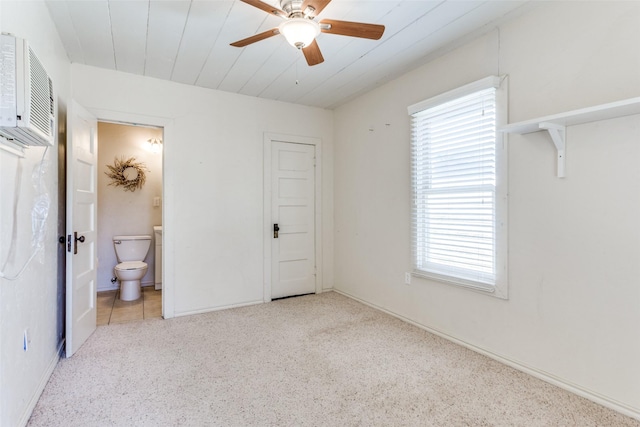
320,19,385,40
230,29,280,47
302,40,324,66
239,0,286,18
301,0,332,17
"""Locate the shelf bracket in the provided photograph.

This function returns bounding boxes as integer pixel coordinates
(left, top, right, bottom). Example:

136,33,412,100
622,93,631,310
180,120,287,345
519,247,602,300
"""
539,122,566,178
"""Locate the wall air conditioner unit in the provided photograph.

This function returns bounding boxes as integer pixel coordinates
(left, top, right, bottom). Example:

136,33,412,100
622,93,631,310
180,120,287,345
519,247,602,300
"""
0,34,55,147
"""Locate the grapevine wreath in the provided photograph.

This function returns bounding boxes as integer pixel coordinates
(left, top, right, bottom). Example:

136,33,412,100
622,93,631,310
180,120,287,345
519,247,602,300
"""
105,156,148,192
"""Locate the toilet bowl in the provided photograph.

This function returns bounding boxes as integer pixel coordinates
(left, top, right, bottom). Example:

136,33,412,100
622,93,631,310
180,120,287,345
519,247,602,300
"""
114,261,148,301
113,235,151,301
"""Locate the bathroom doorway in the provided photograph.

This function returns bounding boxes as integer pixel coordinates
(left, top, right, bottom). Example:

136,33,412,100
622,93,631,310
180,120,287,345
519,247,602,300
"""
95,121,163,325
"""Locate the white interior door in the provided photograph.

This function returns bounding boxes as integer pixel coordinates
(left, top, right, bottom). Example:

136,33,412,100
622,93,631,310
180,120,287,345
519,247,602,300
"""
271,141,316,299
65,101,98,357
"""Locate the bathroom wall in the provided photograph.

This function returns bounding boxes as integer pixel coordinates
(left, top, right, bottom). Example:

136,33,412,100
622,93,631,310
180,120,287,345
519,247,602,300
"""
333,0,640,419
97,122,163,291
0,2,71,426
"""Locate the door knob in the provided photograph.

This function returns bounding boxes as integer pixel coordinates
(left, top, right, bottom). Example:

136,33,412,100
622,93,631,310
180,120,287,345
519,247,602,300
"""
273,223,279,239
73,231,85,254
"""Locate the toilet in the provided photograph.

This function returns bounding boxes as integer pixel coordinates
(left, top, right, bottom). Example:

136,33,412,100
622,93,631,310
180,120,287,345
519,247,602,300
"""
113,235,151,301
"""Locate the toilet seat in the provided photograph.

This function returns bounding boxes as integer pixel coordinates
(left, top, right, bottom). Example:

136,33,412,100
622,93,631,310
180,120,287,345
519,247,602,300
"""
115,261,147,271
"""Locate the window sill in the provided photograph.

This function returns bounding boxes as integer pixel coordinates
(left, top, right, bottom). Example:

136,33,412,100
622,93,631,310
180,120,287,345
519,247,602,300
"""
412,270,508,300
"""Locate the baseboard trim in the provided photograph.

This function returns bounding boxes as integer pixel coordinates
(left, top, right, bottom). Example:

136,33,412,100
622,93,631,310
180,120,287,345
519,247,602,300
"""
17,340,64,427
332,289,640,421
175,291,333,318
174,300,264,317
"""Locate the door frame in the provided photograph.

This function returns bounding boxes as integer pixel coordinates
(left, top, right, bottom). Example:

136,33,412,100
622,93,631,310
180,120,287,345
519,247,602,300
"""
263,133,323,302
79,107,175,319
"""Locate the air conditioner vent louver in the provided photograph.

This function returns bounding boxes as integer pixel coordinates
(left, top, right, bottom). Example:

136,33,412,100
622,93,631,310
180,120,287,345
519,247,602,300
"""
0,34,55,147
28,47,53,138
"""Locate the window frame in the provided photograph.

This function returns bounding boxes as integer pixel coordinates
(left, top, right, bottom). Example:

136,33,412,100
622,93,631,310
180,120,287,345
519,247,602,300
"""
408,76,508,299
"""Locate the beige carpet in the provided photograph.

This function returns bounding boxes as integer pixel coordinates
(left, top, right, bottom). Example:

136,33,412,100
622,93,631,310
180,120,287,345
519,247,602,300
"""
29,292,638,426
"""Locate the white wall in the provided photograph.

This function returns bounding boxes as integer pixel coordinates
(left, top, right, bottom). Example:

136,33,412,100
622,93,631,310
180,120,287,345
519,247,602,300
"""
0,2,71,426
5,0,636,424
333,0,640,419
71,65,334,316
97,122,163,291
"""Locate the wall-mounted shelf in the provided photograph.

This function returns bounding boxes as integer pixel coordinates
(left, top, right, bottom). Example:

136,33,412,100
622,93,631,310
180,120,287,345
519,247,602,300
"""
500,97,640,177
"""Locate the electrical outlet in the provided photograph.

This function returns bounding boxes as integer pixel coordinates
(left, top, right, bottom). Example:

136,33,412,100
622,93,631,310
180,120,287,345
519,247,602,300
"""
404,272,411,285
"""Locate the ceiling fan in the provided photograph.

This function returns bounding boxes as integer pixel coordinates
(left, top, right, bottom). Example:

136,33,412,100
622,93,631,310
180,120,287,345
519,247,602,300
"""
230,0,385,66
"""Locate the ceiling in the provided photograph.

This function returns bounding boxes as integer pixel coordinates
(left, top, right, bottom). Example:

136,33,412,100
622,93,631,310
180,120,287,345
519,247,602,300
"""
46,0,529,109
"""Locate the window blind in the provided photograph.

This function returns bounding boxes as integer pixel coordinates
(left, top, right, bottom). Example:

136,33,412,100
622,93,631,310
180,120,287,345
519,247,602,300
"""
411,87,497,287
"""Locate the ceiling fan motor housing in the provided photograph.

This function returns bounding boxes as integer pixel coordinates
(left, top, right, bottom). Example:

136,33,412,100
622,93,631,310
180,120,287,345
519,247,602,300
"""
280,0,310,17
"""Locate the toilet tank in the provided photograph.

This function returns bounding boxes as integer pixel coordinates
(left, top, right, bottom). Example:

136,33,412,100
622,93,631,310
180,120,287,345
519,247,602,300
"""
113,235,152,262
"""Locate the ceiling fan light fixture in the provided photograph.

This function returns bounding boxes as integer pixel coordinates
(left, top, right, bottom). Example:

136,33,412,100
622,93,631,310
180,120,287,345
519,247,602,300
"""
279,18,320,49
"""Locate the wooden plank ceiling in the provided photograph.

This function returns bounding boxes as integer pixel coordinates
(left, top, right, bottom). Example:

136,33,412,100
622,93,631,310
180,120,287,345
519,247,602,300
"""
46,0,529,109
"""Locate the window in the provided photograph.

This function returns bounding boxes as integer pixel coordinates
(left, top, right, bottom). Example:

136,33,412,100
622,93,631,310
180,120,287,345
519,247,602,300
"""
409,76,507,297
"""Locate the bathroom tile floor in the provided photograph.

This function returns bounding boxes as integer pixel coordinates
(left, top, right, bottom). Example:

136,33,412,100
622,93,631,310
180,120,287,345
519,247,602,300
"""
97,287,162,326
